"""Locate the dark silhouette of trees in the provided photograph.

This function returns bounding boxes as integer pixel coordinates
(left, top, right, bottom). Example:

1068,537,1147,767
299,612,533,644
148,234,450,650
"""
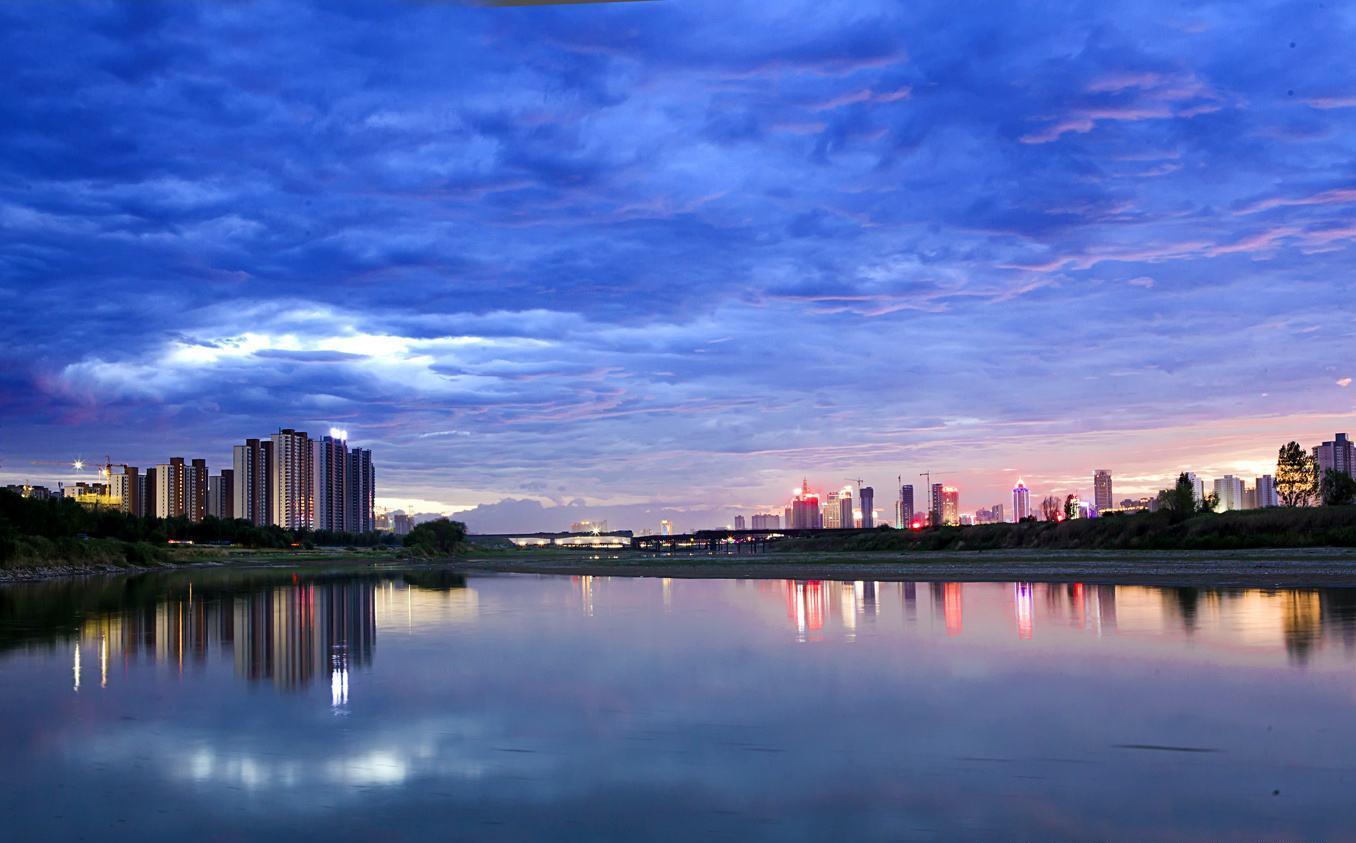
403,518,467,556
1320,469,1356,507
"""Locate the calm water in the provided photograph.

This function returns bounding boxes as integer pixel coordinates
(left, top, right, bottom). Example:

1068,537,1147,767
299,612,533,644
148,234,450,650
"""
2,569,1356,842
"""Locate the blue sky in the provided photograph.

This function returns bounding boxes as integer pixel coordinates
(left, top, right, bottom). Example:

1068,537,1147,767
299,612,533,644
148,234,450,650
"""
2,0,1354,531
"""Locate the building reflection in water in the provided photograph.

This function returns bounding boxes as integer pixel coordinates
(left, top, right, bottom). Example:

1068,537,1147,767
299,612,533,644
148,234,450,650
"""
1014,583,1034,640
72,578,376,697
943,583,963,637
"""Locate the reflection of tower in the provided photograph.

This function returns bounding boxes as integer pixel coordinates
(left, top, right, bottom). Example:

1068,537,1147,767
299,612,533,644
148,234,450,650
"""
231,579,378,692
902,582,917,621
1014,583,1034,640
861,581,877,618
1097,586,1117,631
943,583,963,636
577,576,594,617
840,582,857,641
785,581,825,643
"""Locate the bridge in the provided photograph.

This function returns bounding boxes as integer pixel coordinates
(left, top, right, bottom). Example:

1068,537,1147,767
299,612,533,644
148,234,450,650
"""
471,527,889,554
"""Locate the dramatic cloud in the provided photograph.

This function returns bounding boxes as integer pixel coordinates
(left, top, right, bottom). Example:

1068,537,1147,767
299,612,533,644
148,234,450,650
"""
1,0,1354,527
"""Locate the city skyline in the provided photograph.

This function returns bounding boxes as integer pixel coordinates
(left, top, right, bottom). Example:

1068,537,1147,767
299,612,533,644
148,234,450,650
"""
1,1,1354,529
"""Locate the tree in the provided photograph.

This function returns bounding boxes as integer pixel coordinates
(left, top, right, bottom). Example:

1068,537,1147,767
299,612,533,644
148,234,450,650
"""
1157,473,1203,521
1320,469,1356,506
403,518,467,556
1276,441,1317,507
1063,495,1078,521
1040,496,1062,522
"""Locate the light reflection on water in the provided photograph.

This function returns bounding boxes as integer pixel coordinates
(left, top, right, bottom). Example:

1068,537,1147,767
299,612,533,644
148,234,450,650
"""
2,569,1356,841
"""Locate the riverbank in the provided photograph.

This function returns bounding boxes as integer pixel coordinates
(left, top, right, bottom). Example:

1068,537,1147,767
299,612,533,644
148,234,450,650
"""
0,545,413,584
450,546,1356,588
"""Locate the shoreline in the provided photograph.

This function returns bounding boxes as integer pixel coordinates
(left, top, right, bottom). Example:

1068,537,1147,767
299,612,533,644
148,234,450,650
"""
10,547,1356,589
448,547,1356,589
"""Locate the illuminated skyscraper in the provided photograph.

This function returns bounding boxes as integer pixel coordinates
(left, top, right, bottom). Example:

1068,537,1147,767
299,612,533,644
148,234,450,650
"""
940,487,960,526
1093,469,1113,512
823,489,844,529
660,519,673,536
930,483,944,526
789,480,822,529
859,486,874,528
271,429,315,530
897,484,914,528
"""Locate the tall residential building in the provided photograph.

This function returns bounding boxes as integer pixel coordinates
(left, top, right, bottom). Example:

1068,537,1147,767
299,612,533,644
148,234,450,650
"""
1012,481,1031,522
393,512,414,536
105,465,139,515
347,448,375,533
823,489,844,529
940,487,960,526
315,434,349,532
1093,469,1113,512
1256,475,1279,508
897,484,914,528
1186,472,1206,504
1242,485,1257,510
930,483,944,526
208,470,235,520
660,519,673,536
187,458,208,522
1314,433,1355,480
1213,475,1246,512
734,515,746,530
860,486,874,528
271,429,315,530
232,438,273,526
751,513,780,530
154,457,187,519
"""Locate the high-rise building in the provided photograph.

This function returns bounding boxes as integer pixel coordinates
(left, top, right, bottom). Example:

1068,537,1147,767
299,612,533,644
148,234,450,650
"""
660,519,673,536
930,483,944,526
1242,485,1257,510
315,434,349,532
154,457,187,519
859,486,874,528
941,487,960,526
789,480,821,530
393,512,414,536
105,464,139,515
897,484,914,528
271,429,315,530
1093,469,1113,512
233,438,273,526
208,470,235,520
1256,475,1279,508
1213,475,1246,511
187,458,208,522
751,513,780,530
823,489,844,529
1012,481,1031,522
347,447,375,534
1314,433,1355,481
734,515,746,530
1186,473,1206,504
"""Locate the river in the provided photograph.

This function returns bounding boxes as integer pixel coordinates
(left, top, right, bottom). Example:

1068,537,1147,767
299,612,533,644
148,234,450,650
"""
1,567,1354,841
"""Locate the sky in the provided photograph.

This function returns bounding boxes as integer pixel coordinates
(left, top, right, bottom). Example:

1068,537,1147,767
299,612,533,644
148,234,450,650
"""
1,0,1354,533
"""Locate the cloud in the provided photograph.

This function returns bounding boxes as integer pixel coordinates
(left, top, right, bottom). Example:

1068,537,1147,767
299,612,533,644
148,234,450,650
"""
3,0,1356,524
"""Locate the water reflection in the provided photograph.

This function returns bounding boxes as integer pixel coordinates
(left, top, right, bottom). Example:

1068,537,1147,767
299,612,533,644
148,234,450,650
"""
5,570,1356,841
746,579,1355,664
